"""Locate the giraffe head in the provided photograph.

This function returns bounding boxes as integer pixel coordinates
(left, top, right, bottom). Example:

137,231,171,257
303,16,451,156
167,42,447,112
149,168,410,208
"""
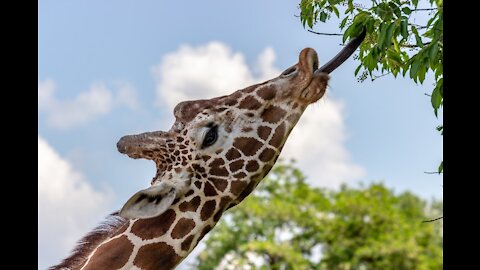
117,31,366,220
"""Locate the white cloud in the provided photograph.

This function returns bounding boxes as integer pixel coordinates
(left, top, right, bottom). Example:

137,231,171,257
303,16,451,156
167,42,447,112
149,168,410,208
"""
152,42,280,109
38,136,113,269
282,101,366,188
38,79,139,129
152,41,365,188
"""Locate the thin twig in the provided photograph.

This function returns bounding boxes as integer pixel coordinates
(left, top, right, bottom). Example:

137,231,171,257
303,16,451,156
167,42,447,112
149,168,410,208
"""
422,216,443,223
424,171,442,174
412,8,438,12
307,29,343,36
372,71,392,80
401,42,432,48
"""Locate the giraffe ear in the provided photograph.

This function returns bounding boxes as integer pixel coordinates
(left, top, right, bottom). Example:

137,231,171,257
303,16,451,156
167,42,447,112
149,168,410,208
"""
119,182,176,219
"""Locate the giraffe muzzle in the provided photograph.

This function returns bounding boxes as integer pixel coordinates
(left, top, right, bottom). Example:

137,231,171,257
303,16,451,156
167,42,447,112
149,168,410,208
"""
117,131,168,159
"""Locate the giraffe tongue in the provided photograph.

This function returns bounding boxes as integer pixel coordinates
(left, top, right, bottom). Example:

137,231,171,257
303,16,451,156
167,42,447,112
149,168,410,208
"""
316,28,367,74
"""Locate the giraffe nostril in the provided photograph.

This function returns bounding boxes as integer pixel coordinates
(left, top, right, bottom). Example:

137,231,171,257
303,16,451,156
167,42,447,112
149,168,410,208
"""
117,136,133,154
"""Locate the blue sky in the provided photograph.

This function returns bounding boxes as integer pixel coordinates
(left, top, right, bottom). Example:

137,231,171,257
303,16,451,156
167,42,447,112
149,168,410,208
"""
38,1,442,269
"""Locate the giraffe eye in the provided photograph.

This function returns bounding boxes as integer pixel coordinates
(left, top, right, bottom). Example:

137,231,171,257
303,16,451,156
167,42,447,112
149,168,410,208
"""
202,125,218,148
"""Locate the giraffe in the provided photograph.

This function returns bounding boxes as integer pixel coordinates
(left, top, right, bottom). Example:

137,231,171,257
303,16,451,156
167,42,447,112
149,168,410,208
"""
50,30,366,270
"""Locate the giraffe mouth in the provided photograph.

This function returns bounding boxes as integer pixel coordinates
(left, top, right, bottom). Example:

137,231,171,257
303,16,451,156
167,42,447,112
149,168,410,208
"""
295,48,329,104
296,29,367,104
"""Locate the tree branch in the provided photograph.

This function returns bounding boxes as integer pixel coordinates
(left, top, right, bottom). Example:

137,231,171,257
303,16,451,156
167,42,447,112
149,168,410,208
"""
307,29,343,36
422,216,443,223
372,71,392,80
401,42,431,48
412,8,438,11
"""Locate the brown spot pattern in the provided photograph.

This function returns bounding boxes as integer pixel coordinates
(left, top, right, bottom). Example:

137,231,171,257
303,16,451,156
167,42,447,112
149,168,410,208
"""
257,126,272,141
181,235,195,251
204,181,218,197
233,137,264,156
201,200,217,221
179,196,201,212
210,166,229,177
213,210,223,222
245,160,260,172
257,86,276,100
230,180,248,196
269,123,286,148
259,148,276,162
171,218,196,239
261,106,286,123
236,180,259,204
131,209,176,240
208,177,228,191
83,236,133,270
242,126,253,132
287,113,301,123
229,159,244,172
199,225,213,241
233,172,247,179
238,95,262,110
225,148,241,160
134,242,180,270
210,158,225,167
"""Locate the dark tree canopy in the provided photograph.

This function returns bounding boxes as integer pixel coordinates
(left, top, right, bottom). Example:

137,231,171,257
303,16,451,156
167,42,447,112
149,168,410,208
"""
193,161,443,270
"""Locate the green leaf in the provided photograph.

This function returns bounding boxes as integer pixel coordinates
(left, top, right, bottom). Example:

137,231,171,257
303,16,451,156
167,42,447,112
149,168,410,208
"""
436,125,443,135
393,37,400,52
417,64,426,83
438,161,443,173
429,42,439,61
431,84,443,116
386,48,403,67
435,65,443,79
400,19,408,39
354,64,362,76
366,17,375,33
347,0,354,13
412,0,419,7
378,23,388,48
343,15,365,43
319,11,328,22
376,2,393,21
307,16,313,28
331,5,340,18
409,58,420,80
384,23,396,48
411,26,424,47
389,2,401,18
340,17,348,29
402,7,412,15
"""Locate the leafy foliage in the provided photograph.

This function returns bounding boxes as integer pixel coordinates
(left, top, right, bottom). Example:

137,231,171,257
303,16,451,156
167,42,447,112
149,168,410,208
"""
193,161,443,270
299,0,443,173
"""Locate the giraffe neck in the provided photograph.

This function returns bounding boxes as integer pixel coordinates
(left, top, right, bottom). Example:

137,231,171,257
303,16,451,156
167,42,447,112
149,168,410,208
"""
71,186,237,270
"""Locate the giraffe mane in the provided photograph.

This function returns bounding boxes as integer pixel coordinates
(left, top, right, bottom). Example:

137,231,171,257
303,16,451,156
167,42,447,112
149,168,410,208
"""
49,211,128,270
